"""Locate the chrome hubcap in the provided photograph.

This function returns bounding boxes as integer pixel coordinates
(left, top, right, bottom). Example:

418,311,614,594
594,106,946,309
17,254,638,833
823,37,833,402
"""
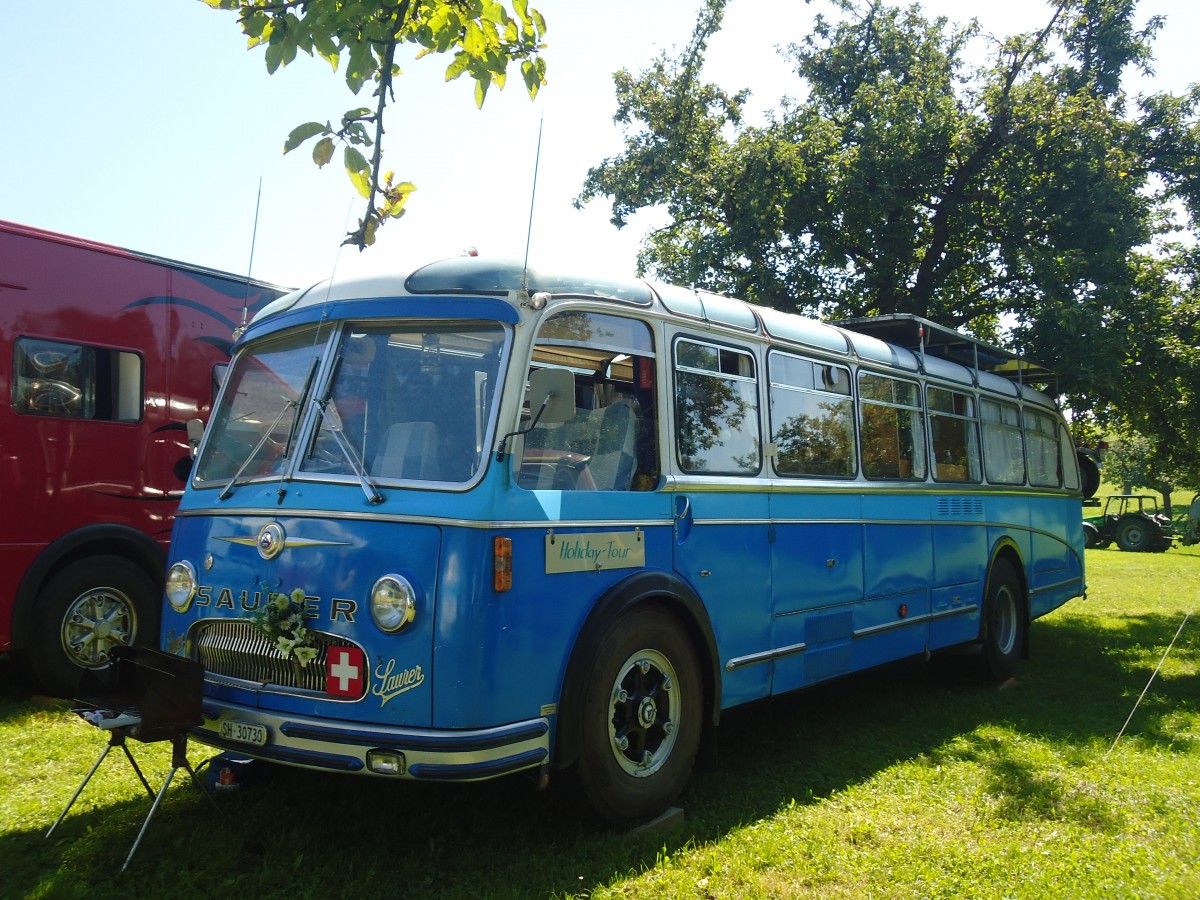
608,650,679,778
61,588,136,668
994,585,1017,656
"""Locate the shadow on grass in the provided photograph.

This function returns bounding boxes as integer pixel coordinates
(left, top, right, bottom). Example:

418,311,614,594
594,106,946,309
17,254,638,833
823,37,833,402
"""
1,609,1196,899
0,653,35,706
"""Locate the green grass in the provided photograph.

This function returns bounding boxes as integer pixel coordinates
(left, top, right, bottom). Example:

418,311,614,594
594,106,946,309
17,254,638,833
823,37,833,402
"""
3,547,1198,899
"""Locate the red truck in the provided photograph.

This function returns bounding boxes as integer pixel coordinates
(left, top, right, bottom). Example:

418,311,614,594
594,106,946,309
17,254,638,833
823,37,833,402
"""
0,220,285,695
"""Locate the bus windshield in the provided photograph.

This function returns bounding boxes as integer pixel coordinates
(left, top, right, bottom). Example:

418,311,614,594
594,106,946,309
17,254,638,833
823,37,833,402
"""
302,322,507,484
195,321,508,488
196,327,323,486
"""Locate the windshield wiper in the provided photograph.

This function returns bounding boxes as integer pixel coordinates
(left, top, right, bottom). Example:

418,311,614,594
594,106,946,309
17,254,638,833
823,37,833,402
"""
283,356,323,458
311,397,384,504
218,399,299,501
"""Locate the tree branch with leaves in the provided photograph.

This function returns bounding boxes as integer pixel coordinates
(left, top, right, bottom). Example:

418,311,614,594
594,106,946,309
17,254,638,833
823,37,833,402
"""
204,0,547,248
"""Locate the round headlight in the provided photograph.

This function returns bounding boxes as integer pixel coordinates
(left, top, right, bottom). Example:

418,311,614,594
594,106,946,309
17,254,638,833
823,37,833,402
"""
165,561,197,612
371,575,417,633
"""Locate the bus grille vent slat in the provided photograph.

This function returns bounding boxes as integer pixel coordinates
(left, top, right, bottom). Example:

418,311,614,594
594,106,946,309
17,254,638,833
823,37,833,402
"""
189,620,365,699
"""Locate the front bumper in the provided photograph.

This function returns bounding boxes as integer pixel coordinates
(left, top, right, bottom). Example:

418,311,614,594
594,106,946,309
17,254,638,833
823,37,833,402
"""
194,700,551,781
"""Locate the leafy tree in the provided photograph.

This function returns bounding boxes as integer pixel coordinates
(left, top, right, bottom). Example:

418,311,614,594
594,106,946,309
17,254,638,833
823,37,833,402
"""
1101,431,1196,515
577,0,1200,479
204,0,547,248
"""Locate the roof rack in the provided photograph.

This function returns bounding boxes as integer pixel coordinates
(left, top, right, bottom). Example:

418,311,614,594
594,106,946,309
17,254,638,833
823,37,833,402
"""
832,313,1057,389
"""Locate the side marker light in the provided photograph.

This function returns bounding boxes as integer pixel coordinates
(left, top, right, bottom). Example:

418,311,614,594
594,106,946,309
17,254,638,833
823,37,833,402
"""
494,536,512,592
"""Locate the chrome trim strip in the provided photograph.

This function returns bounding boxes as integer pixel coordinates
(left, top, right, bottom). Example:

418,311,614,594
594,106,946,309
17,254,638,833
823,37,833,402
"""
179,506,673,530
727,603,979,672
661,480,1077,499
930,603,979,620
851,603,978,639
179,505,1085,589
407,748,549,781
179,505,1076,541
853,615,929,639
862,586,927,602
725,640,808,671
1030,576,1085,596
214,536,352,550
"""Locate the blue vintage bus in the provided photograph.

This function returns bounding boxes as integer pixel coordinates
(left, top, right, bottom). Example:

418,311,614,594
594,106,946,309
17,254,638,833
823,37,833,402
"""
161,257,1086,822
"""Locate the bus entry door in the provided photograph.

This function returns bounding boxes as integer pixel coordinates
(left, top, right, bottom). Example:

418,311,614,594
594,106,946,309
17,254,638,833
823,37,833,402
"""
672,492,771,707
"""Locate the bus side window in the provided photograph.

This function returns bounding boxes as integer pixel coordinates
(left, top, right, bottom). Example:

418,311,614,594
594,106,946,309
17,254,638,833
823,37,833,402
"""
769,351,855,478
928,386,980,483
522,311,659,492
674,339,760,475
981,399,1025,485
858,372,926,480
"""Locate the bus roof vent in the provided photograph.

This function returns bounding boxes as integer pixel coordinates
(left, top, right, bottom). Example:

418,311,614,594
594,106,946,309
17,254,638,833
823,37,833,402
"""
406,258,654,305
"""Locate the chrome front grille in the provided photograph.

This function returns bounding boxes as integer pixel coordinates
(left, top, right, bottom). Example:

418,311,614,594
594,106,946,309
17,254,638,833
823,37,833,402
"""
191,619,366,699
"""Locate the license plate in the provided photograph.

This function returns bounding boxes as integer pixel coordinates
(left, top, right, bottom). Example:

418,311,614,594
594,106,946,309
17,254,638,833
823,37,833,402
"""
219,719,268,747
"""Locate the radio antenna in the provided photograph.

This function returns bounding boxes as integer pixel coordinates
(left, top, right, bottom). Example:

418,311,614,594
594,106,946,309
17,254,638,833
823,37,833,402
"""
522,113,545,293
235,176,264,339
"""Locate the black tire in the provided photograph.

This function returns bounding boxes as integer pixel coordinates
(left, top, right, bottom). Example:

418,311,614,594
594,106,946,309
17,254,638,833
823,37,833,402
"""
1077,452,1101,500
575,605,702,825
26,556,159,698
1115,516,1153,552
1082,522,1103,549
980,559,1025,681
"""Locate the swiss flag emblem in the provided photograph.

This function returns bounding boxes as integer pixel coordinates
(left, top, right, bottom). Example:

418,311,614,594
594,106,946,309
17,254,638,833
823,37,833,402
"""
326,646,365,697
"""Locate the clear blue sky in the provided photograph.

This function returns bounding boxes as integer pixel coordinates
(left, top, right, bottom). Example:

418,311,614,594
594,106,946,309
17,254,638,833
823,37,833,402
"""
1,0,1195,290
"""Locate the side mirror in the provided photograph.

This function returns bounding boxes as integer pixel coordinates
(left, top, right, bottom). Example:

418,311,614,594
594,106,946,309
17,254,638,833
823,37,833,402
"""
526,367,575,426
186,418,205,459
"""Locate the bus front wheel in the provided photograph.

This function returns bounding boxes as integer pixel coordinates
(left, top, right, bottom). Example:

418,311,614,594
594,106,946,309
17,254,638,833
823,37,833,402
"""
575,606,702,825
980,559,1025,681
27,556,158,698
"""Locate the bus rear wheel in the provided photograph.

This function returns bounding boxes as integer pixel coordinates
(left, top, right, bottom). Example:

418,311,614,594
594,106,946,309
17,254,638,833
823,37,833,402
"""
575,606,701,825
27,556,158,698
979,559,1024,681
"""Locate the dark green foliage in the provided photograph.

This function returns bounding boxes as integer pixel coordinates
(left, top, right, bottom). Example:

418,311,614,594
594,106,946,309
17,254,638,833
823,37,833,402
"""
578,0,1200,484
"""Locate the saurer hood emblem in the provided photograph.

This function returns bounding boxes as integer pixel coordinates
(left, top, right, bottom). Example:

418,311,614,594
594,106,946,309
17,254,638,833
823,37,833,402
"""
256,522,285,559
216,523,350,560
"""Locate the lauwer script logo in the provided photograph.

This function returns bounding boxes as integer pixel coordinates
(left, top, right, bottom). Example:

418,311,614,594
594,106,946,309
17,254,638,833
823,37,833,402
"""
372,658,425,706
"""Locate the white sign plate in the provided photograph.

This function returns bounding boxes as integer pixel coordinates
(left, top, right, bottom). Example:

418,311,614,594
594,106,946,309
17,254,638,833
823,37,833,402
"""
545,531,645,574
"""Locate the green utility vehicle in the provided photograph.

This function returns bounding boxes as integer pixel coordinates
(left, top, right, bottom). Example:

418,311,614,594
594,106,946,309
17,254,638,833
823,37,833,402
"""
1083,494,1176,552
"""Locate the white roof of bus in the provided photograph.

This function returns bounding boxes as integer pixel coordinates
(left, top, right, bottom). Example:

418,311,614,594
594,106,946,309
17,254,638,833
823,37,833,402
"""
249,261,1053,407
